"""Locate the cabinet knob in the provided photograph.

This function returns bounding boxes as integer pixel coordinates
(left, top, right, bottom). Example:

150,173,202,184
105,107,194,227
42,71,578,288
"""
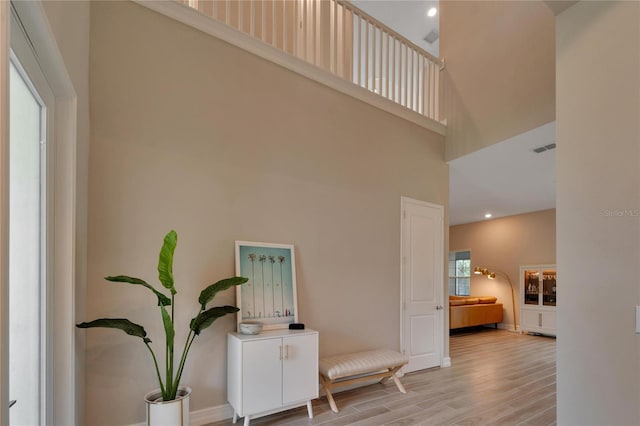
279,345,283,360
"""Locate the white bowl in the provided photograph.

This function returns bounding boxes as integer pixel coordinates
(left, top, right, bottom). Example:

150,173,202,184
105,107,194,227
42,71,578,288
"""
239,321,263,335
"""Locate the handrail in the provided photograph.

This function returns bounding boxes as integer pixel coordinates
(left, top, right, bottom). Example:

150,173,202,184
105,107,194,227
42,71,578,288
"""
335,0,441,66
179,0,444,123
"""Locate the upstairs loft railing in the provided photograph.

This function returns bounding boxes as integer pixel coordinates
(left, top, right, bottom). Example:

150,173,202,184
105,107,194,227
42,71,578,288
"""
179,0,444,123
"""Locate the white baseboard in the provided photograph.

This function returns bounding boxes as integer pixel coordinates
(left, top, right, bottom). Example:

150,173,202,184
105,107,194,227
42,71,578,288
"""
127,403,233,426
190,403,234,425
494,323,519,332
441,357,451,368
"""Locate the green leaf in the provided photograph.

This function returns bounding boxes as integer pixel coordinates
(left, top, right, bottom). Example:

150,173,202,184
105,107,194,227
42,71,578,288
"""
158,230,177,295
198,277,248,310
76,318,151,343
105,275,172,307
190,306,239,335
160,305,175,349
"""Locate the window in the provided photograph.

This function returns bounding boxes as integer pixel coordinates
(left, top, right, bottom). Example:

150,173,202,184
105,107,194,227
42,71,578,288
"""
449,251,471,296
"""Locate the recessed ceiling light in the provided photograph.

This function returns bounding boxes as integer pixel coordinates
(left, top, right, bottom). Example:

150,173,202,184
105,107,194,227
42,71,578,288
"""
484,213,493,219
427,7,437,17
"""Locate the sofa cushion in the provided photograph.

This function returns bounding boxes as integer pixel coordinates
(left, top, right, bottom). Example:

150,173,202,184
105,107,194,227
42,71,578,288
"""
449,295,498,305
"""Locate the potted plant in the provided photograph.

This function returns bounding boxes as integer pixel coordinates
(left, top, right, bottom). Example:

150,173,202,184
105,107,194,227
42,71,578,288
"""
77,230,247,425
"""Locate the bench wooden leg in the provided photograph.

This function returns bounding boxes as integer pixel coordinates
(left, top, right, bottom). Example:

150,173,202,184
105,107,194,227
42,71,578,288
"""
391,373,407,394
378,365,407,394
319,374,339,413
379,365,402,384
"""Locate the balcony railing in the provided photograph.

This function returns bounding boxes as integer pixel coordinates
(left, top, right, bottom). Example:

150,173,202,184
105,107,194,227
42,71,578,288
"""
180,0,443,123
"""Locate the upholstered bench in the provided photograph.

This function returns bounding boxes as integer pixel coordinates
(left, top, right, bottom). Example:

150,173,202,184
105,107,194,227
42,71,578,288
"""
318,349,409,413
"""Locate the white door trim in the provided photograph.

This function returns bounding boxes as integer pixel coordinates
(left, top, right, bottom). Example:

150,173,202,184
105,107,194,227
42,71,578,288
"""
0,1,9,424
9,27,56,423
399,196,445,369
9,2,79,424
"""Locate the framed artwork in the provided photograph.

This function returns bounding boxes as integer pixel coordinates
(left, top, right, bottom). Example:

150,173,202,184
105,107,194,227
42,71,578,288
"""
235,241,298,330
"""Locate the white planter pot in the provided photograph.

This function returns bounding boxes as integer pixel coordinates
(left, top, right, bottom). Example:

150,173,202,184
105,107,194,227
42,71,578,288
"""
144,386,191,426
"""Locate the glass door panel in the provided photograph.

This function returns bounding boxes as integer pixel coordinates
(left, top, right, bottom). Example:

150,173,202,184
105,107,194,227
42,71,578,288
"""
542,270,557,306
523,270,539,305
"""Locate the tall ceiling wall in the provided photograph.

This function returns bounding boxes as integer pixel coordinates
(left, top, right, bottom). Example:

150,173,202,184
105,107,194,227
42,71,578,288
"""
440,0,556,161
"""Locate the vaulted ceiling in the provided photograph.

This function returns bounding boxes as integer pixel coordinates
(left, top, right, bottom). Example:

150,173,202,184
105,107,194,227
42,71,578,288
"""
449,122,556,225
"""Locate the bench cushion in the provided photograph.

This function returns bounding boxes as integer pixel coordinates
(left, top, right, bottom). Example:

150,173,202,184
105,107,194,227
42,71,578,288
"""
319,349,409,380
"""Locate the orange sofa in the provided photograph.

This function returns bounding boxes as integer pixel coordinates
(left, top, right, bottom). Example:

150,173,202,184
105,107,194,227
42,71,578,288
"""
449,296,504,330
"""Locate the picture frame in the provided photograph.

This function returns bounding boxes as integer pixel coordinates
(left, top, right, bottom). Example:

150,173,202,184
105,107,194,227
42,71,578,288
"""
234,241,299,330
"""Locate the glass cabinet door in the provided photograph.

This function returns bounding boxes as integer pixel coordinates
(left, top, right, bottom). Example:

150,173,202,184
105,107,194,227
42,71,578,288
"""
523,270,540,305
542,269,557,306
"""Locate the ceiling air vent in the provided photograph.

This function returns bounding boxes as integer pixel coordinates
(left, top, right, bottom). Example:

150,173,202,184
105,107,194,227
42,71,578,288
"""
533,143,556,154
423,30,439,44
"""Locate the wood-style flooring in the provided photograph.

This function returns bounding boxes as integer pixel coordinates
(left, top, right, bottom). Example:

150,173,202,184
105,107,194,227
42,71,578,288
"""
208,328,556,426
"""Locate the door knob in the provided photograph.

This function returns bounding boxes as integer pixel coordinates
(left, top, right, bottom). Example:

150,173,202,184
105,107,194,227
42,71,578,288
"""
436,305,443,310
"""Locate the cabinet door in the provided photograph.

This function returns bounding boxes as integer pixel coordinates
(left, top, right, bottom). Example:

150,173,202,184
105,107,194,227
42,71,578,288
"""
523,269,541,306
242,338,283,414
541,311,556,334
542,269,557,307
282,334,318,405
521,309,541,332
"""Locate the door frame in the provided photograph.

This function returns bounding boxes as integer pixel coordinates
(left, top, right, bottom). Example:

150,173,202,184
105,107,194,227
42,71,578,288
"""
5,2,79,424
9,31,55,423
399,196,447,369
0,1,9,423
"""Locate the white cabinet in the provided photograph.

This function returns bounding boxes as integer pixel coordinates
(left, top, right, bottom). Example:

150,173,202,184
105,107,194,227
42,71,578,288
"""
520,265,556,336
227,329,318,426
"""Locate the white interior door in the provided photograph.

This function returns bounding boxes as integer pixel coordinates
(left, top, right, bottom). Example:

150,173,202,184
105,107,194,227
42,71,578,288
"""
401,197,443,373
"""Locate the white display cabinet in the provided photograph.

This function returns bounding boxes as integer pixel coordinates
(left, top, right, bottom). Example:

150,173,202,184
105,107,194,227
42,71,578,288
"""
520,264,557,336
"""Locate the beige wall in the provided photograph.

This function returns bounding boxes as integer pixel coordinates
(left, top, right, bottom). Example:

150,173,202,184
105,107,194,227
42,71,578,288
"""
556,2,640,424
449,209,556,328
88,1,448,424
440,0,556,161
